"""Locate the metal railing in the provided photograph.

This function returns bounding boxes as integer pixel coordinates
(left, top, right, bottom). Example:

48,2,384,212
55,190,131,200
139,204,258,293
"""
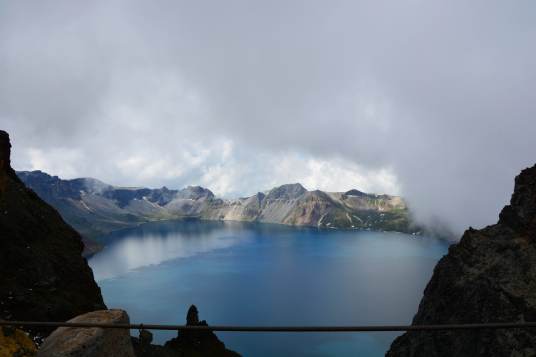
2,320,536,332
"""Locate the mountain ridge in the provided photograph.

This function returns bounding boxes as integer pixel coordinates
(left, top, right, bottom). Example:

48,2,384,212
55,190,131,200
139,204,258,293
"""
17,170,419,254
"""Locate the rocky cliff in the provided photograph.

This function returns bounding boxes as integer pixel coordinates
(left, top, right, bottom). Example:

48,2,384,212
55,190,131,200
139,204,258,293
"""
17,172,417,254
0,130,106,337
386,164,536,356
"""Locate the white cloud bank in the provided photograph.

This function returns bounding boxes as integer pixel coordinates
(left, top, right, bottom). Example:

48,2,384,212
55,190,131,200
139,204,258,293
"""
2,0,536,234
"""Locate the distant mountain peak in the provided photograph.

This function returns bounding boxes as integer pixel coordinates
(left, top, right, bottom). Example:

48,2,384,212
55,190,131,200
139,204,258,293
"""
344,189,367,197
179,185,215,199
266,183,307,200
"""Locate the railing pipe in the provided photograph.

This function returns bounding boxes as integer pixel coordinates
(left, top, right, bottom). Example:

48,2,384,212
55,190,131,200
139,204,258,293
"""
2,321,536,332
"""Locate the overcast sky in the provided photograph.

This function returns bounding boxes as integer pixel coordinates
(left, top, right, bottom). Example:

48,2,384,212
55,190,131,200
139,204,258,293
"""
1,0,535,234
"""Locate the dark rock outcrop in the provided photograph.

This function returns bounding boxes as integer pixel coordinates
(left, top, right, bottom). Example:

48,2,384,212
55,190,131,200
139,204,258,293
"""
387,164,536,356
0,130,106,337
132,305,241,357
164,305,240,357
37,309,135,357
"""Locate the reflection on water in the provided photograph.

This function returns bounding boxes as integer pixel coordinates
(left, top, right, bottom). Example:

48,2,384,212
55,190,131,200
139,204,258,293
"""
89,220,450,357
90,220,251,281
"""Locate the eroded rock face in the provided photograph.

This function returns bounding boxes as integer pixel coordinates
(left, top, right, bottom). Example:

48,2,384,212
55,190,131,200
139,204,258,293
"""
386,164,536,357
0,130,106,336
37,310,134,357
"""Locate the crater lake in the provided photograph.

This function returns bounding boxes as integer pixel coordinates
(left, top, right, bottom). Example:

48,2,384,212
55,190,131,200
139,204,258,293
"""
88,219,449,357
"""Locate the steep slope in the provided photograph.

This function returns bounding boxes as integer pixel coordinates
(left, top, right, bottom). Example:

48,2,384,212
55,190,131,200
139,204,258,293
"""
0,131,106,336
386,164,536,356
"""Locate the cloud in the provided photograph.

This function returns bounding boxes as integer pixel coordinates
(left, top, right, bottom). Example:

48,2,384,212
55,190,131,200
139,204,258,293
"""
1,0,536,234
26,147,84,178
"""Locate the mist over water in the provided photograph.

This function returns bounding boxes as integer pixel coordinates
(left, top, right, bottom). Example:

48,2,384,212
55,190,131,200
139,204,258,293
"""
90,220,250,280
89,220,448,356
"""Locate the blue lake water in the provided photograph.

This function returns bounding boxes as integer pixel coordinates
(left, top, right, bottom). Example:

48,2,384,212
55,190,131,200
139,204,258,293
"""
88,219,449,357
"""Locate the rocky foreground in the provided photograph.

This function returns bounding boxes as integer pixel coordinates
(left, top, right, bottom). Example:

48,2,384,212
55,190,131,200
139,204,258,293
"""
387,164,536,356
34,306,239,357
18,170,416,255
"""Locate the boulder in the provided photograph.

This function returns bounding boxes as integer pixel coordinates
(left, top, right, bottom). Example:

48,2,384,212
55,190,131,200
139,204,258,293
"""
37,310,134,357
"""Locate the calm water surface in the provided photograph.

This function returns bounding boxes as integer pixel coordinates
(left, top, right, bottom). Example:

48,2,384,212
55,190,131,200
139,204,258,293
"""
88,219,449,357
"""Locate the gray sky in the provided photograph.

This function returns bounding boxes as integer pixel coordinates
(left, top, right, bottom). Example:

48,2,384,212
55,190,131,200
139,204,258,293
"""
1,0,535,234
